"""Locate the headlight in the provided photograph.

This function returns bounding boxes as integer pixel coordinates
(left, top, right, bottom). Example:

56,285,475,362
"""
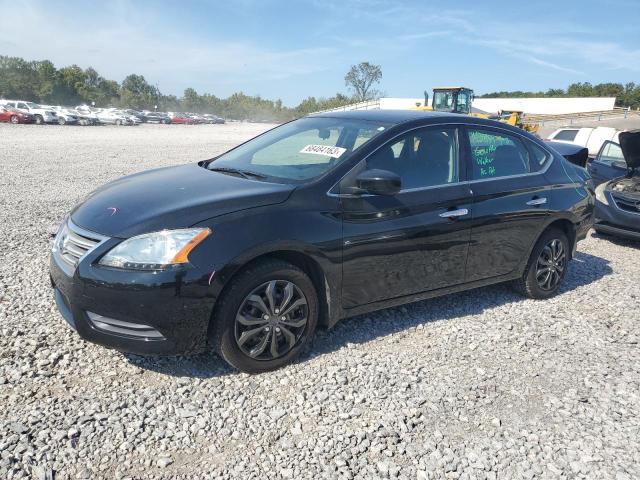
99,228,210,270
595,182,609,206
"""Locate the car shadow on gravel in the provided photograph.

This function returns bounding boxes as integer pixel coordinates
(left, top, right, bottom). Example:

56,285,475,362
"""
123,250,612,377
304,250,613,362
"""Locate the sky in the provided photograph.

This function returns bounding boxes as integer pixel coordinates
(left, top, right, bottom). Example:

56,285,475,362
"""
1,0,640,106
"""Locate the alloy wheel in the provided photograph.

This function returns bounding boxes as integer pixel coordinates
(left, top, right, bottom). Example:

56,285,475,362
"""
535,238,566,291
234,280,308,361
10,115,18,124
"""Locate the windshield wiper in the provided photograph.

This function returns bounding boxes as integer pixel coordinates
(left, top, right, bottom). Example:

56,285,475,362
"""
208,166,267,180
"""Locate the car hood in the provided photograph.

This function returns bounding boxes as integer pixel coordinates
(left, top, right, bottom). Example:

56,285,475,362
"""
619,130,640,170
71,163,294,238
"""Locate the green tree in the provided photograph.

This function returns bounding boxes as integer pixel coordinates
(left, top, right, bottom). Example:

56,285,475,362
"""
119,74,159,109
345,62,382,101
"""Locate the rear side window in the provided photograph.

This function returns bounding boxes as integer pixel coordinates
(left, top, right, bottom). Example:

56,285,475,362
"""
528,142,551,171
467,128,530,179
553,129,578,141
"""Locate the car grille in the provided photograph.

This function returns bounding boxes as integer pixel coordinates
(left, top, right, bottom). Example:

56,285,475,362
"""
53,220,108,274
612,194,640,215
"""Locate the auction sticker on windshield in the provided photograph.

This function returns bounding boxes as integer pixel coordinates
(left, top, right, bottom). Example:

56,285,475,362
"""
300,144,347,158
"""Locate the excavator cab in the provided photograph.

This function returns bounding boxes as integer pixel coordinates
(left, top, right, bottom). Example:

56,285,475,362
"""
431,87,474,115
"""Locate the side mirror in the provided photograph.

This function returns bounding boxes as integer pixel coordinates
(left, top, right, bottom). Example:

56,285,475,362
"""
355,169,401,195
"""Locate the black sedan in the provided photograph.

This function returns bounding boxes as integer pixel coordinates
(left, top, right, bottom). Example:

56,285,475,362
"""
50,111,594,373
594,130,640,240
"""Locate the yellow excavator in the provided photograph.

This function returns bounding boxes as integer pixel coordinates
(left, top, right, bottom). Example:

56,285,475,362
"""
417,86,539,134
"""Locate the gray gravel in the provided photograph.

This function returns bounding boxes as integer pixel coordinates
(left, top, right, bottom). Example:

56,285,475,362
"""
1,123,639,479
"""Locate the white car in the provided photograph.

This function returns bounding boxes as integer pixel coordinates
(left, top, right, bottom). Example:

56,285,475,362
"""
547,126,617,157
106,108,140,125
1,100,58,124
94,109,131,126
45,106,79,125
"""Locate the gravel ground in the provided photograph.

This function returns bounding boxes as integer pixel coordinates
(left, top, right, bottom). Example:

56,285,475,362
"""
0,123,639,480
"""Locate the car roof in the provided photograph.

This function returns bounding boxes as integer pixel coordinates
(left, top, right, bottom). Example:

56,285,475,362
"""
310,109,531,134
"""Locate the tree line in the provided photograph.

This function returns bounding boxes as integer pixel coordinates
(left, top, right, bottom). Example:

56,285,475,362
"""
479,82,640,109
0,55,364,122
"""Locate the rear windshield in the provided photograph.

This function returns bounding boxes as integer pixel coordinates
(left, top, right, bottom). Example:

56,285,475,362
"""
553,129,578,141
209,116,390,183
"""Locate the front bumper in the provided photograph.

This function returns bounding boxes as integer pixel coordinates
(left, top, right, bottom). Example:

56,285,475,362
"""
594,195,640,241
49,228,216,355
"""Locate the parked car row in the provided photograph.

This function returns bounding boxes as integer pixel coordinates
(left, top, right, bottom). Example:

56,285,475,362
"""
0,99,225,126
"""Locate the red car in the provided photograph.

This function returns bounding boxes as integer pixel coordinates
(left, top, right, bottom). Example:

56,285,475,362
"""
169,112,196,125
0,105,35,124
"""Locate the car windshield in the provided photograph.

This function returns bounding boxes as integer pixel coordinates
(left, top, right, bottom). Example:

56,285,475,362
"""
208,116,390,183
25,102,41,108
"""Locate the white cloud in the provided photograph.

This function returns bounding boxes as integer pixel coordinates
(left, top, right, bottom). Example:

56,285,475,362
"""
0,0,340,95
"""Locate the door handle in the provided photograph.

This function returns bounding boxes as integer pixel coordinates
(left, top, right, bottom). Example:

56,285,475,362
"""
526,197,547,206
439,208,469,218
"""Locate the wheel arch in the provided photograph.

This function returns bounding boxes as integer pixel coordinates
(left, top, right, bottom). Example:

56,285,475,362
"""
518,216,578,277
542,218,576,259
208,248,334,341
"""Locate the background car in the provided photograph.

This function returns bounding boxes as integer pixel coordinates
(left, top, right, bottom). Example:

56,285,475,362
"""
123,109,148,123
594,130,640,240
46,106,79,125
0,105,35,124
168,112,196,124
588,136,628,185
144,112,171,124
203,113,225,124
547,126,617,157
94,109,132,126
1,100,58,124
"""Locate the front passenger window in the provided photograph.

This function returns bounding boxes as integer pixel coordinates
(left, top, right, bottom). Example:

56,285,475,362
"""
468,128,531,179
366,127,459,190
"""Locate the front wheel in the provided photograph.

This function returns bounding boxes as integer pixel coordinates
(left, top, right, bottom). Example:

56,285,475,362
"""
211,259,318,373
10,115,19,124
34,115,44,125
58,118,66,125
512,228,569,299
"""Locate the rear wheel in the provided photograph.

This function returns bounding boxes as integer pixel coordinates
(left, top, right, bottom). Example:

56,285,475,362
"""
211,259,318,373
58,117,66,125
10,115,19,124
115,119,122,126
512,228,569,299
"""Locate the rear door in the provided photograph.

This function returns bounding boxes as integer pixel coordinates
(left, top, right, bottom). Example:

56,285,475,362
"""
464,126,551,281
340,125,473,308
588,141,628,185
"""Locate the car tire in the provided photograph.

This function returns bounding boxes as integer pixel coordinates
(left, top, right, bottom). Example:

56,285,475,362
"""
58,118,66,125
115,119,122,126
34,115,44,125
210,259,318,373
10,115,19,124
512,228,569,299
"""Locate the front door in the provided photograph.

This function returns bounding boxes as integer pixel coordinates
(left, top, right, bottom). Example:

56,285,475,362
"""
340,125,473,308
